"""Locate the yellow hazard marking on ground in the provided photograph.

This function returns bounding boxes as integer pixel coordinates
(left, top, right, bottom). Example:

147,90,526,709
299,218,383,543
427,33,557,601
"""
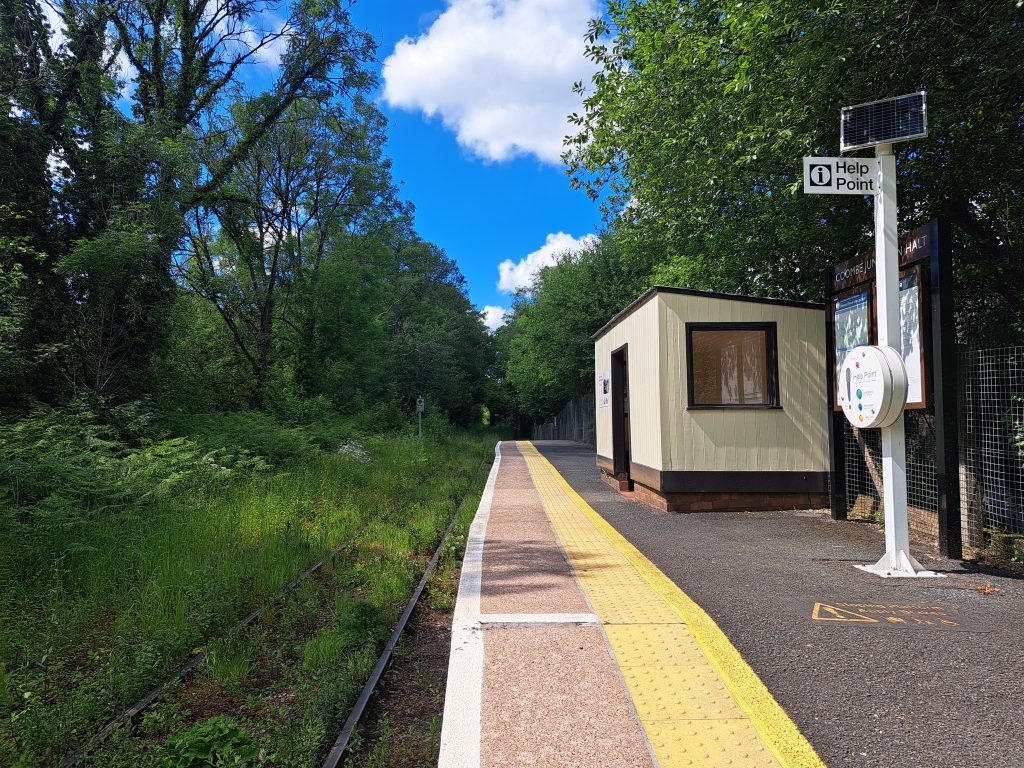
811,603,879,623
518,441,826,768
812,601,962,628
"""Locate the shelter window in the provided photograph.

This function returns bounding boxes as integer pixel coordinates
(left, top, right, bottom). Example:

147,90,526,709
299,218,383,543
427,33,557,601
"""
686,323,780,408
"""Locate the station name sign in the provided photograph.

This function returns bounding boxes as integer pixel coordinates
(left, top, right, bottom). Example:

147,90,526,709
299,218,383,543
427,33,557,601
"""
830,221,935,294
803,156,879,195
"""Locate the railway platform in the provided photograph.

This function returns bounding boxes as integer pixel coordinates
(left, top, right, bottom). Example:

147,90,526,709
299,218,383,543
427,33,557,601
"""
438,440,822,768
437,441,1024,768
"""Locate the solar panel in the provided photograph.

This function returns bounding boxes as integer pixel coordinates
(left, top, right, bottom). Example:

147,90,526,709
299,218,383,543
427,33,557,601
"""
840,92,927,152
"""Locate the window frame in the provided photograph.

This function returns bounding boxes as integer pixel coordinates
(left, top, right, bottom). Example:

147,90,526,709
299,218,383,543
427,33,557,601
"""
684,322,781,410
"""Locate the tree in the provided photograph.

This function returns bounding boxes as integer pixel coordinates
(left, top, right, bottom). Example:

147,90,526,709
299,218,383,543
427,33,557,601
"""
380,240,490,426
505,232,658,421
567,0,1024,344
181,96,401,407
1,0,378,402
2,1,499,424
1,0,117,401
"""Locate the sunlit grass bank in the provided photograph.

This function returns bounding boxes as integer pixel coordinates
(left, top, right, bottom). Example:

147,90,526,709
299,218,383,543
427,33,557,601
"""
0,402,498,765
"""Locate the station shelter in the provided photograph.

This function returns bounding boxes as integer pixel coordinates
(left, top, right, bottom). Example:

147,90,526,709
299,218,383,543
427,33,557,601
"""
593,287,830,512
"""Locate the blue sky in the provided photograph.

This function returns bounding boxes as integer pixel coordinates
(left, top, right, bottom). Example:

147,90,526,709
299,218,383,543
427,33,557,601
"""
348,0,605,328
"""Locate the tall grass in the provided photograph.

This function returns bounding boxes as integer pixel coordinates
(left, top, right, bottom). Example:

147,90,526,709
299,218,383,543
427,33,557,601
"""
0,402,497,765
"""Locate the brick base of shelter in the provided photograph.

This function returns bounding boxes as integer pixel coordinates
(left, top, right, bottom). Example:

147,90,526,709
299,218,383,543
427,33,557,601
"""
633,481,829,514
600,470,632,492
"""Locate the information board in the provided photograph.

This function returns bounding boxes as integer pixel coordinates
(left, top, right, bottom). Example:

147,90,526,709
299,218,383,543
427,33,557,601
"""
899,271,923,405
829,222,934,410
597,370,611,408
834,291,870,388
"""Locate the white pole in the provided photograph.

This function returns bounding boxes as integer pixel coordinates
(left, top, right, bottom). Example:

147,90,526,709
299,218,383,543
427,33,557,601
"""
856,144,940,578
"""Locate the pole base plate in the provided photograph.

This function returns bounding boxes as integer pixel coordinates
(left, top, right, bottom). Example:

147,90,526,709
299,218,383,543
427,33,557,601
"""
854,549,946,578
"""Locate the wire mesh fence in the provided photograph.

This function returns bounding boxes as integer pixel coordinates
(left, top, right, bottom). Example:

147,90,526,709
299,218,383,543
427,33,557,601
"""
960,346,1024,548
842,411,939,543
841,345,1024,553
532,392,596,446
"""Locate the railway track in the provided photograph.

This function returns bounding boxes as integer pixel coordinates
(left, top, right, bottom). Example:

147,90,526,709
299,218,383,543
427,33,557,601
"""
58,454,489,768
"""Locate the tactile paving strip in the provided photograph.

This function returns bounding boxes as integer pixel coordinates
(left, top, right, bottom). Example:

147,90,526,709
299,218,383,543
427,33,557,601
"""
644,720,779,768
518,441,825,768
621,664,746,721
604,625,705,668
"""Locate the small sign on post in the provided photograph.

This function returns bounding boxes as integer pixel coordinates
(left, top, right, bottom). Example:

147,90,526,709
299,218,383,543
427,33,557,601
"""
416,395,424,436
803,157,879,195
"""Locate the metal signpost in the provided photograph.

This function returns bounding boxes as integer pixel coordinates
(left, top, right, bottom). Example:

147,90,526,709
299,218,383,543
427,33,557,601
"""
805,91,941,578
416,395,424,437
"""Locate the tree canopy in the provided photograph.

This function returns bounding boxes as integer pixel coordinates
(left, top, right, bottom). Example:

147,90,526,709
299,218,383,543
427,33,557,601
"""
1,0,493,424
565,0,1022,340
504,0,1023,423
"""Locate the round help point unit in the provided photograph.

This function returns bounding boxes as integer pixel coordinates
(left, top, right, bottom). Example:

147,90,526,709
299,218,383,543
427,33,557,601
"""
837,345,908,429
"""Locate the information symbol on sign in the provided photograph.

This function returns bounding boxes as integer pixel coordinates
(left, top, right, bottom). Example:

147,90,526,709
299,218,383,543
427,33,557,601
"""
809,163,832,187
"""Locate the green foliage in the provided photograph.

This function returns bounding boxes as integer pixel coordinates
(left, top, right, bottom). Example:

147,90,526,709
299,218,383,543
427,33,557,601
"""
0,401,220,530
0,401,497,765
293,233,492,425
0,0,500,422
161,716,261,768
504,0,1024,420
59,204,169,397
566,0,1024,344
0,663,12,712
0,209,67,408
503,231,658,420
202,635,256,688
147,294,253,412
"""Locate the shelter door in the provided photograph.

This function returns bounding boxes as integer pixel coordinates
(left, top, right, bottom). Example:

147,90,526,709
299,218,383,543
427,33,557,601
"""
611,345,633,488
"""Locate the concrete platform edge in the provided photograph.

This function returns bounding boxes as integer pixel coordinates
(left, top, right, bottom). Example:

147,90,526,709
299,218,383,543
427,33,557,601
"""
437,442,501,768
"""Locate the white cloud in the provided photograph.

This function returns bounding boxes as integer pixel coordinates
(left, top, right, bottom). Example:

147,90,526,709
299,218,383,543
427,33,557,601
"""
208,6,291,72
39,1,66,50
112,48,138,100
242,12,291,70
497,231,597,293
381,0,599,163
481,305,509,331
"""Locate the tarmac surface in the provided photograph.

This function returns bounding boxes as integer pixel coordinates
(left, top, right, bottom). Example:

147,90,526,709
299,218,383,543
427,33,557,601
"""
535,440,1024,768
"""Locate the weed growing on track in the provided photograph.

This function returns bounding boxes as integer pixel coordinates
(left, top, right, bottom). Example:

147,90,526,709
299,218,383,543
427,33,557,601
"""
0,400,499,766
343,482,485,768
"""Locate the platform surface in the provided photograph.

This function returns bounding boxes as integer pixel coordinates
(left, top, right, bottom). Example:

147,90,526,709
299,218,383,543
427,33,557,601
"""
438,441,827,768
530,440,1024,768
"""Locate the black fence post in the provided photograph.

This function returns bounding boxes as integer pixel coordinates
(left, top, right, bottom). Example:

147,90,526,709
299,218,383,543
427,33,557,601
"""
931,218,962,559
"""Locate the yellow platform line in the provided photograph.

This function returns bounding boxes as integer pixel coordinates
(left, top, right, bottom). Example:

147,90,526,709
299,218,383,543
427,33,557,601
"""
518,441,825,768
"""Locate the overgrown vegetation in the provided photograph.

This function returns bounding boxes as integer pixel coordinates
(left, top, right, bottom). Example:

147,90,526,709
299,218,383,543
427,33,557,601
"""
2,2,507,764
343,461,484,768
0,402,496,765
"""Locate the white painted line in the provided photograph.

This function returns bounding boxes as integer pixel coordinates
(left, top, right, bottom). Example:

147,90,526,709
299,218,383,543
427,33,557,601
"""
478,613,598,626
437,442,502,768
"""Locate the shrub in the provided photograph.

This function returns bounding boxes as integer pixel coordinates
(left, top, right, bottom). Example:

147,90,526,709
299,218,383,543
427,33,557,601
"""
161,716,261,767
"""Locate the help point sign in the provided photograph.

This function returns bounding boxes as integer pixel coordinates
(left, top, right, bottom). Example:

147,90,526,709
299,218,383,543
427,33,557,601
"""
803,156,879,195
